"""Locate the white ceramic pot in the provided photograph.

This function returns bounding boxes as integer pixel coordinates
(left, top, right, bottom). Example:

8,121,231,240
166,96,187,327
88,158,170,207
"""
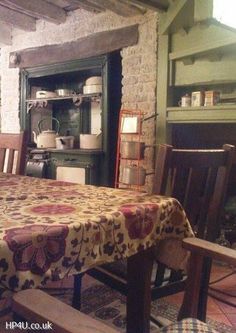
80,134,102,149
56,136,74,149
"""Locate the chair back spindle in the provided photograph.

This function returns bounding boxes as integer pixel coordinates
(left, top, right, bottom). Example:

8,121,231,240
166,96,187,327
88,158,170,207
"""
0,132,27,175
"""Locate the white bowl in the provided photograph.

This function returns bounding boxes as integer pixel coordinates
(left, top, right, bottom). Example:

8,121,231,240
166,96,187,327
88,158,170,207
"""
83,84,102,94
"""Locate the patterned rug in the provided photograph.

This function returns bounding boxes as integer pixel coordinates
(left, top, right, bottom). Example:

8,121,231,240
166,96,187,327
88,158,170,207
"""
0,283,235,333
46,283,235,333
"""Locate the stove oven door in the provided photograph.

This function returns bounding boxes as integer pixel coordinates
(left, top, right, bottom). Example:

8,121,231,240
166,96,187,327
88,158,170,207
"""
52,159,97,185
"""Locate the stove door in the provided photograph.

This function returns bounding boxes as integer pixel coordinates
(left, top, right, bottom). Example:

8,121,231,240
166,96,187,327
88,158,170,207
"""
55,161,94,185
56,166,86,184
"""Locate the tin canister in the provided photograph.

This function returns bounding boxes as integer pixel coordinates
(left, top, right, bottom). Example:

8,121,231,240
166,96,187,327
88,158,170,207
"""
191,91,204,107
178,94,191,107
204,91,220,106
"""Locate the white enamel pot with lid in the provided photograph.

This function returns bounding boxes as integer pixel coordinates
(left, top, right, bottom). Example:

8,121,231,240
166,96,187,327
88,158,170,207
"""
80,133,102,149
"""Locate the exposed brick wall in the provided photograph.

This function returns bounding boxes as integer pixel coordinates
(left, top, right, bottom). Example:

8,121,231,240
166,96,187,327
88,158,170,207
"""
0,9,158,191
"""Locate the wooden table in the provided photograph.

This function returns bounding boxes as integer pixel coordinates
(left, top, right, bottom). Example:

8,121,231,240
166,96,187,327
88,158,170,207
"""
0,173,193,333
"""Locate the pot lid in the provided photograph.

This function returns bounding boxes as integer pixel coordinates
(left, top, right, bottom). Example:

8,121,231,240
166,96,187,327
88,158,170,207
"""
41,130,57,134
56,136,74,140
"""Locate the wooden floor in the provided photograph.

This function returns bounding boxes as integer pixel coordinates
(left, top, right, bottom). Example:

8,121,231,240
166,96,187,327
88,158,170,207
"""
163,262,236,328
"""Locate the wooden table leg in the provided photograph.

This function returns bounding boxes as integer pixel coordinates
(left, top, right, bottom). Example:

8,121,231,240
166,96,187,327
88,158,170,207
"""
73,273,83,310
127,249,153,333
178,252,203,320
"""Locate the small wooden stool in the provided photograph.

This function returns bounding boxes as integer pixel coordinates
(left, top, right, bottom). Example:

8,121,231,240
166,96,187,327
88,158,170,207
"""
12,289,119,333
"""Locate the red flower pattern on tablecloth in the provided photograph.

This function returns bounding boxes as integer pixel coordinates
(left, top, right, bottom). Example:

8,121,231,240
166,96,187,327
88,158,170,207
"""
30,204,76,215
47,181,74,186
38,190,79,197
0,181,18,186
4,225,69,275
119,203,159,239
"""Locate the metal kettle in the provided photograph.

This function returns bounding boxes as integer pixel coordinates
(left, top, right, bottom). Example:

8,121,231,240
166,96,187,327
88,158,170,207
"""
33,117,60,148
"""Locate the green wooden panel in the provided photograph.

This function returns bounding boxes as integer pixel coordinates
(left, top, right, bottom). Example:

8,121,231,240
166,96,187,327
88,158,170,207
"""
171,21,236,54
167,106,236,123
194,0,213,22
156,34,170,143
174,51,236,86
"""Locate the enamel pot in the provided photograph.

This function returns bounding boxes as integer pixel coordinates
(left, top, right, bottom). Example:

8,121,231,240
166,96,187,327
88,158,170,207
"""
56,136,74,149
80,133,102,149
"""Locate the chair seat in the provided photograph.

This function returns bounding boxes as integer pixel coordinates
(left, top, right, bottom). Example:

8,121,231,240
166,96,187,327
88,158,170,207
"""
160,318,219,333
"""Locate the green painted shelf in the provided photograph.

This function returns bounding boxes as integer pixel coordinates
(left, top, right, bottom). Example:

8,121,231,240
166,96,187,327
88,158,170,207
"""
167,105,236,123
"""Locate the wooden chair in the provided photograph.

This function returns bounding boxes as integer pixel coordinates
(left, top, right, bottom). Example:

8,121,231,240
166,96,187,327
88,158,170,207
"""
0,132,27,175
79,144,235,321
12,237,236,333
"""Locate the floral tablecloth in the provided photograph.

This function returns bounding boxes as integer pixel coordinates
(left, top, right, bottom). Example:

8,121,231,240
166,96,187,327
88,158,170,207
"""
0,173,193,299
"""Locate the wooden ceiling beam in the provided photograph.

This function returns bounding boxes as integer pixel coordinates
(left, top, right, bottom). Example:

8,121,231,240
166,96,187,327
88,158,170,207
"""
68,0,105,12
127,0,168,12
0,5,36,31
0,0,67,24
46,0,80,11
9,24,139,68
44,0,73,9
0,23,12,45
87,0,145,16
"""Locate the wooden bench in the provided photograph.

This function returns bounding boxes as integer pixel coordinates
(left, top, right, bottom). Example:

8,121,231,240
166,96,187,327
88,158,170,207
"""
12,289,119,333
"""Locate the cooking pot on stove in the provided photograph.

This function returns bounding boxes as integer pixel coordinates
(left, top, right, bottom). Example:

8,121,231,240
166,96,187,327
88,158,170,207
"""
33,117,60,148
56,136,74,149
80,133,102,149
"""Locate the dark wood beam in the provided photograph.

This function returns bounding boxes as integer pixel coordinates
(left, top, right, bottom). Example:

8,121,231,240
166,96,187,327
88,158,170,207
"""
68,0,105,12
0,0,67,24
128,0,168,12
44,0,72,9
9,24,139,68
45,0,81,11
88,0,145,16
0,24,12,45
0,5,36,31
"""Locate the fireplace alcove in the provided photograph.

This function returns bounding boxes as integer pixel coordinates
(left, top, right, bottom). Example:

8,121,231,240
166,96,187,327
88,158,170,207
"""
20,52,122,187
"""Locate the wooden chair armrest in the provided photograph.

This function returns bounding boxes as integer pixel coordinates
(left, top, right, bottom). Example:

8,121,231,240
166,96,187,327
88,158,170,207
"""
182,237,236,266
179,237,235,321
12,289,119,333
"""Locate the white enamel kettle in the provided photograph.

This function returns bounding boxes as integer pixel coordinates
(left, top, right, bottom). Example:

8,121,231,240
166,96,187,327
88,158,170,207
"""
33,117,60,148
